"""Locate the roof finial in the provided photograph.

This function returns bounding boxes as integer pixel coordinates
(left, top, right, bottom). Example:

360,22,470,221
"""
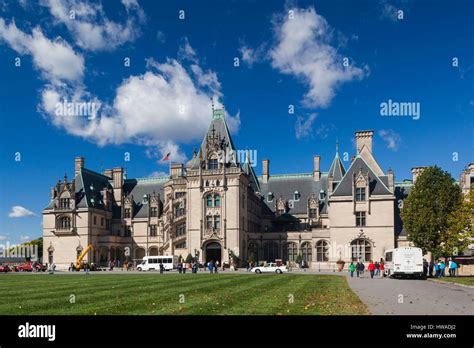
211,97,214,111
336,138,339,153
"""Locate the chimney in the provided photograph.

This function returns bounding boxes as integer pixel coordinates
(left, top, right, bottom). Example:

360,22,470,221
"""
411,167,426,183
104,169,113,178
112,167,124,204
170,163,183,178
355,130,374,154
74,156,84,176
262,159,270,184
387,168,394,193
313,155,321,181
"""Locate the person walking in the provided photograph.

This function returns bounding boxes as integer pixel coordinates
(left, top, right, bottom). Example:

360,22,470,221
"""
375,261,380,276
429,260,434,277
359,262,365,278
182,262,187,274
84,262,90,275
177,262,182,274
440,260,446,277
379,261,385,277
349,262,355,277
368,260,375,279
451,260,458,277
355,262,360,278
208,261,214,274
434,261,440,277
214,262,218,274
423,259,428,278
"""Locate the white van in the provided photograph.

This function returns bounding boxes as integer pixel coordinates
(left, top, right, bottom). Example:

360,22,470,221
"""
384,247,424,278
137,255,178,271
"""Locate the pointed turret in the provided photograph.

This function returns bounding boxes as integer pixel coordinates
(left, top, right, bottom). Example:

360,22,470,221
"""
328,142,346,182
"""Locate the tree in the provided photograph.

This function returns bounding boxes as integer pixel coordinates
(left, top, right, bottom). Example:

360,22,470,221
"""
442,189,474,256
185,253,193,264
401,166,464,256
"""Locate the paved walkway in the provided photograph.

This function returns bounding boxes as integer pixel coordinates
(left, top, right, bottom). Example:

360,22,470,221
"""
346,273,474,315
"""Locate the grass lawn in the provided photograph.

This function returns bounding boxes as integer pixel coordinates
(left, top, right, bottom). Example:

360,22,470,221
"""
0,273,368,315
434,277,474,286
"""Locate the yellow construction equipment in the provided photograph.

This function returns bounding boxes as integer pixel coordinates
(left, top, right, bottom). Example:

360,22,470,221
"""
76,244,93,270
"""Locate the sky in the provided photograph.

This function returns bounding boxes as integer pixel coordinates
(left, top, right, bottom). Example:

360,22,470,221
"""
0,0,472,244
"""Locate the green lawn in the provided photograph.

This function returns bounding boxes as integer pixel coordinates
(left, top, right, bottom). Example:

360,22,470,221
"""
0,273,368,315
435,277,474,286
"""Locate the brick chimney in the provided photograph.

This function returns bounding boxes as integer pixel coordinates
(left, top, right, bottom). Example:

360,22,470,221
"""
262,159,270,184
74,156,84,176
170,163,183,178
313,155,321,181
387,168,394,192
104,169,113,178
112,167,124,205
355,130,374,154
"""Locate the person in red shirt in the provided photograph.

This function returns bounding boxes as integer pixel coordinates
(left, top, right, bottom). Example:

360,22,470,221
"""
368,261,376,279
379,261,385,277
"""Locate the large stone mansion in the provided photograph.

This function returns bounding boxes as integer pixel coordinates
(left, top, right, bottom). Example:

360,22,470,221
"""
42,109,474,270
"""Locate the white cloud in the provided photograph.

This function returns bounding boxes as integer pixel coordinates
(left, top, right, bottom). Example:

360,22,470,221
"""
8,206,37,218
270,7,366,108
378,129,401,151
38,41,239,163
295,113,317,139
20,235,31,242
148,171,168,177
0,235,7,241
239,44,265,67
0,18,84,84
40,0,144,51
379,0,399,22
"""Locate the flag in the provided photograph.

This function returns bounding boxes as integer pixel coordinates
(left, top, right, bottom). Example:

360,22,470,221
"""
161,152,171,161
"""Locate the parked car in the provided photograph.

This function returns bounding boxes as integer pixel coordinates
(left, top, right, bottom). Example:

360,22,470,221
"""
0,264,11,273
251,262,287,274
16,262,33,272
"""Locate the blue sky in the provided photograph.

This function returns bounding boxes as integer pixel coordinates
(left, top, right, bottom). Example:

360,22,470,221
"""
0,0,472,244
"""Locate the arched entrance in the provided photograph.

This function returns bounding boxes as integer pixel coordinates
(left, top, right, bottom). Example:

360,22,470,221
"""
205,242,222,264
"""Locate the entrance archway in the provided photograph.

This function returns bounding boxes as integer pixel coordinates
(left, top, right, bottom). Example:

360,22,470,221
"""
205,242,222,264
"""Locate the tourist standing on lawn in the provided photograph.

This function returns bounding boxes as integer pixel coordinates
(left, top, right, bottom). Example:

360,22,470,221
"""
208,260,214,274
349,262,355,277
440,260,446,277
368,261,375,279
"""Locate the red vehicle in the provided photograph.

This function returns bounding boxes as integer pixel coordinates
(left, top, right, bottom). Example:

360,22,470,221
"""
16,263,33,272
0,264,11,273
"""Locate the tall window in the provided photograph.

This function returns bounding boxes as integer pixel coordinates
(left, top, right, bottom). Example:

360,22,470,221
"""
175,204,185,217
283,242,298,262
206,216,213,229
263,242,279,262
309,208,317,218
150,224,157,236
124,208,131,218
150,207,158,217
214,216,221,229
59,216,71,229
356,212,366,226
206,195,213,207
351,239,372,262
316,240,329,261
176,223,186,237
355,187,366,201
208,158,218,170
60,198,70,209
301,242,312,262
214,194,221,207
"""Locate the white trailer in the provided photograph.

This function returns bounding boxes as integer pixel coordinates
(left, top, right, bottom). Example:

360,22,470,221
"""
384,247,424,278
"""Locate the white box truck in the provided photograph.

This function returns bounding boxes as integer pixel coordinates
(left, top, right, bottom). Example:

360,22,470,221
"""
384,247,424,278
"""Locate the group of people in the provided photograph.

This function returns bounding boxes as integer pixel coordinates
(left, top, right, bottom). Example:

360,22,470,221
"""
349,260,385,279
428,259,458,278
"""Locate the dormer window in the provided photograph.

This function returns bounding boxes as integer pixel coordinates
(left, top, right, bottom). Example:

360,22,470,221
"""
150,207,158,217
319,190,325,200
60,198,70,209
267,192,274,202
142,194,148,204
124,208,131,218
355,187,366,201
208,158,218,170
293,191,300,201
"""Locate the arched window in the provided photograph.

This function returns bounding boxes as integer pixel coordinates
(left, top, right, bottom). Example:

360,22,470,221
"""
283,242,298,262
316,240,329,262
301,242,312,262
263,242,279,262
351,239,372,262
214,194,221,207
206,194,213,207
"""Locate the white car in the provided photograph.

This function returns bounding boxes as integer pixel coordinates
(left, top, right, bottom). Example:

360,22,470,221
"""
251,263,287,274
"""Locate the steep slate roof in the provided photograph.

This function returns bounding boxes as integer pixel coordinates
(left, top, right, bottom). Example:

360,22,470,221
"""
243,161,261,193
187,109,237,170
123,177,168,218
331,155,392,197
328,152,346,181
258,173,329,215
44,168,112,210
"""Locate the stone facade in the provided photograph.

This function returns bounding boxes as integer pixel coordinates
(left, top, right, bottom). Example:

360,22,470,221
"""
42,109,471,270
